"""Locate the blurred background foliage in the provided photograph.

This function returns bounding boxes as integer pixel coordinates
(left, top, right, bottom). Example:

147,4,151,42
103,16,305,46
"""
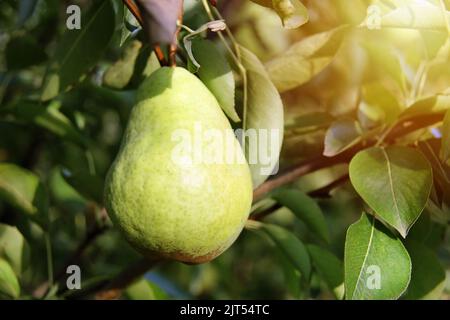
0,0,450,299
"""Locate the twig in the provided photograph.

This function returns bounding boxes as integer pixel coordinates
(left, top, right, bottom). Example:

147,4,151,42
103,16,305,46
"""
252,151,353,202
44,232,54,288
33,206,109,298
253,113,444,201
169,0,184,66
55,225,108,283
95,257,163,300
122,0,143,25
250,203,283,221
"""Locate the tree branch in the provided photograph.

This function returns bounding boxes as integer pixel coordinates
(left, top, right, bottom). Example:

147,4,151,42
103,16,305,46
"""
169,0,184,66
95,257,163,300
33,206,109,298
253,113,444,201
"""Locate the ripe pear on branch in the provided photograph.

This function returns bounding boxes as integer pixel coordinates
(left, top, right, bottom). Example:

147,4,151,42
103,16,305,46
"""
104,67,253,264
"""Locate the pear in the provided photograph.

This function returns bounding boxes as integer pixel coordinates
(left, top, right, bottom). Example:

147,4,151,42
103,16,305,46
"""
104,67,253,264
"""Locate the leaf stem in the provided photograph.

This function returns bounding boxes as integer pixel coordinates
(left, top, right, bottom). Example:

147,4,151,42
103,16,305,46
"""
45,232,54,288
201,0,248,129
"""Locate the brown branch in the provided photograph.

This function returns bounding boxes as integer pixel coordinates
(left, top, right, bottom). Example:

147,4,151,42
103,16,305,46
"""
33,206,109,298
253,113,444,202
250,203,283,221
153,44,166,65
122,0,143,26
95,257,163,300
169,0,184,66
122,0,167,66
252,150,353,202
55,226,108,281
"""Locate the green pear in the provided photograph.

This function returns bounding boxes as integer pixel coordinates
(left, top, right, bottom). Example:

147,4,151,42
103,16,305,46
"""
104,67,253,264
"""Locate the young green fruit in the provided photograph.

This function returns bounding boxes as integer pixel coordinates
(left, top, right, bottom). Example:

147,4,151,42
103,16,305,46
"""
104,67,253,264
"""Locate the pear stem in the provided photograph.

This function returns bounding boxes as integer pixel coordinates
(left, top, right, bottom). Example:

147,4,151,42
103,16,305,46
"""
169,0,184,67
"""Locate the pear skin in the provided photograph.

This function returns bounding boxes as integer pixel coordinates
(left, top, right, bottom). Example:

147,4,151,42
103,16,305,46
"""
104,67,253,264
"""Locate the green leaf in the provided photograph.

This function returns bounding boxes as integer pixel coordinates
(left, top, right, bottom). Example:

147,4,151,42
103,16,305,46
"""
252,0,309,29
307,244,344,299
119,3,139,47
0,224,30,276
124,278,156,300
362,39,406,91
192,39,239,122
5,35,47,70
0,163,48,228
277,251,302,298
61,168,104,204
403,240,446,300
286,112,334,135
129,47,161,88
265,26,347,93
418,140,450,206
323,119,362,157
41,0,115,100
12,100,88,147
17,0,39,26
407,212,447,250
275,0,309,29
252,222,311,279
377,3,450,31
359,83,401,126
0,258,20,299
440,110,450,162
400,94,450,120
272,188,329,242
344,213,411,300
420,30,449,60
240,46,284,188
103,40,142,89
349,146,433,237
